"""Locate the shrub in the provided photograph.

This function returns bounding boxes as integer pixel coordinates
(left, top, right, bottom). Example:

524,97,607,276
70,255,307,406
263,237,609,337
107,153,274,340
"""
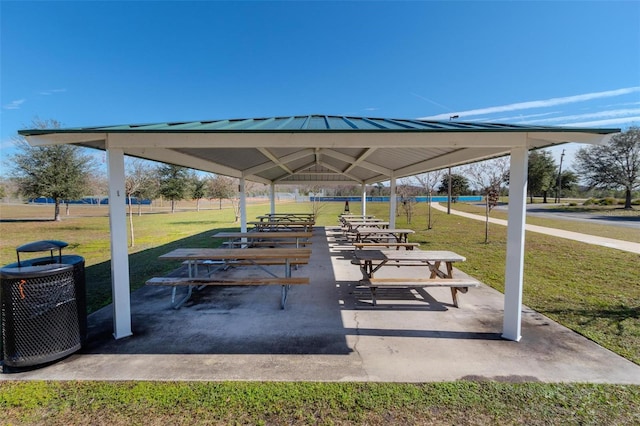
583,198,596,206
568,202,577,207
599,197,617,205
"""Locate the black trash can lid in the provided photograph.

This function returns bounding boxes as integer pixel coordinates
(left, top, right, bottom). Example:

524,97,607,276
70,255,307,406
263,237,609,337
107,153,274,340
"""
16,240,68,253
0,263,73,279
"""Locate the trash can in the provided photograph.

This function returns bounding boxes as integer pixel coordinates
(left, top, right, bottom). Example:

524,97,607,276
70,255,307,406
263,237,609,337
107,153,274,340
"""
1,264,81,369
0,240,86,371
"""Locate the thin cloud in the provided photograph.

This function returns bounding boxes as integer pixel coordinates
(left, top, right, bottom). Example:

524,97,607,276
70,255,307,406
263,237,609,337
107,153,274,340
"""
419,86,640,120
472,111,561,123
523,108,640,125
2,99,26,110
363,107,380,111
38,88,67,95
411,92,453,112
557,117,640,128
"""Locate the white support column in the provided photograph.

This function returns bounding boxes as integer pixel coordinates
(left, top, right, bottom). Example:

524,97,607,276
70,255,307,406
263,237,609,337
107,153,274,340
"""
389,175,397,228
240,176,247,233
106,147,132,340
502,146,528,342
361,183,367,216
270,183,276,214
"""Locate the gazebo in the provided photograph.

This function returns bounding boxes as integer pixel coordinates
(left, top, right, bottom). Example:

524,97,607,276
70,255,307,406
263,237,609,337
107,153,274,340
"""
19,115,619,342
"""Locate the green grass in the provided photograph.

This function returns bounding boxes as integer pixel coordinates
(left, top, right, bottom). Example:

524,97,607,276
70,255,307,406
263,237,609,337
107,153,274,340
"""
1,381,638,425
1,202,640,424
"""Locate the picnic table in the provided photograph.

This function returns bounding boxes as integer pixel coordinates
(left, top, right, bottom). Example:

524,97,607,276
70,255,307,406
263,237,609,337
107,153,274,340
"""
249,220,314,232
344,221,390,234
257,213,315,222
147,248,311,309
352,249,479,307
213,231,312,248
354,227,414,243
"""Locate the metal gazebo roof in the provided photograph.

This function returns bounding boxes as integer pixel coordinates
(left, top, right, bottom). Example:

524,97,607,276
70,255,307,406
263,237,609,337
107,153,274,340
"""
20,114,620,342
19,114,618,185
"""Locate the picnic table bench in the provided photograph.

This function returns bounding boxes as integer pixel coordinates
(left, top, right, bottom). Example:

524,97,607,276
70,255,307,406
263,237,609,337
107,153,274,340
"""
353,242,420,250
147,248,311,309
352,249,480,307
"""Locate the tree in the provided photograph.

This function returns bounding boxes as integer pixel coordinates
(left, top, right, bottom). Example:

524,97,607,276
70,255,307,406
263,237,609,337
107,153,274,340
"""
190,174,208,212
575,127,640,209
125,159,157,247
413,170,444,229
527,149,556,203
464,157,509,243
9,118,94,221
439,173,469,199
157,164,190,213
208,175,236,210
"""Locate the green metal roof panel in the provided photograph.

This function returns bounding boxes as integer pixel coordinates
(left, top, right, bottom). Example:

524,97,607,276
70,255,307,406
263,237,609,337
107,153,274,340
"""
18,114,620,135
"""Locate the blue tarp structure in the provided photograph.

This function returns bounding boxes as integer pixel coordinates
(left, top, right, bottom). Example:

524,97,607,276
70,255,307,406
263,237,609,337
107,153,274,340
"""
311,195,482,202
30,197,151,205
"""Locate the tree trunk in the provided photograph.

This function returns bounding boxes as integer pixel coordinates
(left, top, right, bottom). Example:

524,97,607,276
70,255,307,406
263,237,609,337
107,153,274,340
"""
128,196,135,247
171,200,176,213
542,191,548,203
484,197,490,244
66,202,70,216
625,188,632,209
219,198,222,210
54,199,61,221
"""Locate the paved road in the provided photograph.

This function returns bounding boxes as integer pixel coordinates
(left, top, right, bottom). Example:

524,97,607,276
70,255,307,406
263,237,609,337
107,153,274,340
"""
493,203,640,230
432,203,640,254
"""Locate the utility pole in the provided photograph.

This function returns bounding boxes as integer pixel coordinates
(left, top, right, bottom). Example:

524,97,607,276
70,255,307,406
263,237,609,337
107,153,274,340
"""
555,149,565,203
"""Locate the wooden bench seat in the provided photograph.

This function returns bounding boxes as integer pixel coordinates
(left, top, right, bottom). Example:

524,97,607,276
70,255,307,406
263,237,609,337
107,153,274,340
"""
146,277,309,286
353,242,420,250
361,277,480,307
182,258,309,267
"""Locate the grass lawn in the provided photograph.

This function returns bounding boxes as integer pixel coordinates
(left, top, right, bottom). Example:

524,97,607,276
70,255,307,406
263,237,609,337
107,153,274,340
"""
1,381,639,425
0,201,638,424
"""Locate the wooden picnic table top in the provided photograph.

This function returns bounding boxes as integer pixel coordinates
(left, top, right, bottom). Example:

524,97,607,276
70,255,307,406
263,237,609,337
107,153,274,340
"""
159,248,312,261
355,227,415,234
258,213,314,218
249,220,314,225
213,231,312,239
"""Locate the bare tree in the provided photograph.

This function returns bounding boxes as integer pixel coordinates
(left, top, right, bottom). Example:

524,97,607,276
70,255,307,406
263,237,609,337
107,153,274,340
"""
413,170,444,229
575,127,639,209
208,175,236,210
125,159,156,247
464,157,509,243
397,178,420,224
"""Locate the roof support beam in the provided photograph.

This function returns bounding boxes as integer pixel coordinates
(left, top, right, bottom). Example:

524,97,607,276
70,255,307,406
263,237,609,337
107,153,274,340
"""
257,148,294,174
318,160,363,184
344,147,377,174
321,148,392,176
105,145,132,340
502,146,529,341
242,149,314,177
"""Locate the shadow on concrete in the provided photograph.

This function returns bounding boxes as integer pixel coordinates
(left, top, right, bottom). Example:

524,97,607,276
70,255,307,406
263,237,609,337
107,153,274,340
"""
79,225,503,357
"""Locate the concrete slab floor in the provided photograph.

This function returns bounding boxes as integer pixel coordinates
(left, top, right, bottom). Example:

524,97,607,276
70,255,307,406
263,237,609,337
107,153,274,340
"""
2,227,639,383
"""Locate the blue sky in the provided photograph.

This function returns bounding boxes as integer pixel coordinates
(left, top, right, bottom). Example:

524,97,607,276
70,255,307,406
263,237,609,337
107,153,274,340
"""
2,0,639,174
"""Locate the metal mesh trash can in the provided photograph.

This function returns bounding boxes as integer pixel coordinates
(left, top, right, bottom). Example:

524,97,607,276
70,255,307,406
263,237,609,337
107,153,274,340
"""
3,241,87,344
1,264,81,368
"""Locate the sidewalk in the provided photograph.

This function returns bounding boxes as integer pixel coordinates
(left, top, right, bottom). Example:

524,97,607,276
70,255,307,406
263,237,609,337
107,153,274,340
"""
2,226,639,383
431,203,640,254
